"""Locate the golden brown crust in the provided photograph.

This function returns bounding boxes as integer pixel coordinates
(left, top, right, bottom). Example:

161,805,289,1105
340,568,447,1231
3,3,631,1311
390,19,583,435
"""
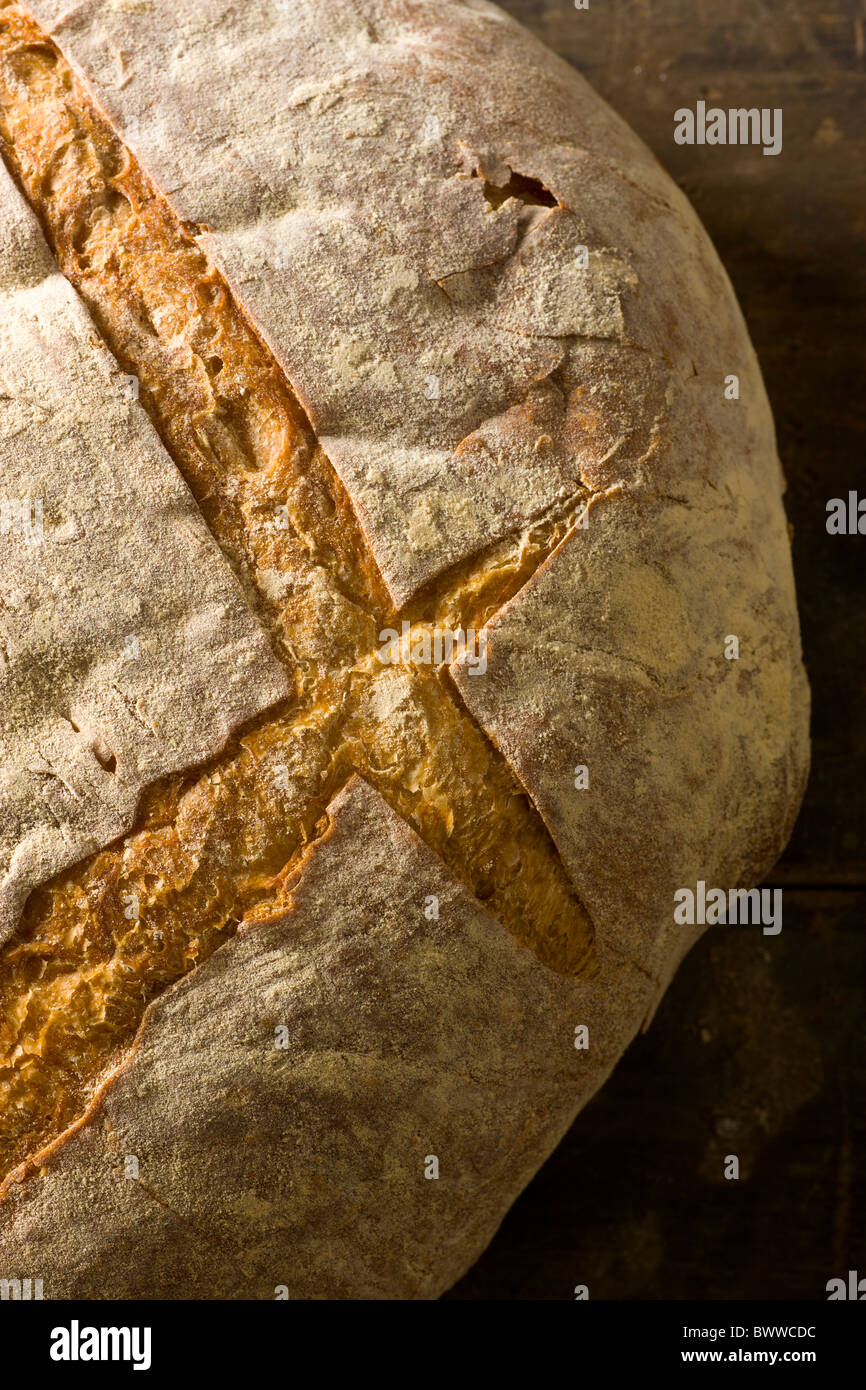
452,490,811,995
0,0,810,1299
0,2,593,1186
19,0,784,601
0,159,292,1043
0,777,650,1300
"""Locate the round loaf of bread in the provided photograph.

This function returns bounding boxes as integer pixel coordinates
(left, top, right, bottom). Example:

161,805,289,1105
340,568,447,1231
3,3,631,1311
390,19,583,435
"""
0,0,809,1299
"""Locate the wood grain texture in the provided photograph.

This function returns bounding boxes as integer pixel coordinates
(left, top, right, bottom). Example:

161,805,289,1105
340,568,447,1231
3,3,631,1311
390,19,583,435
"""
450,0,865,1300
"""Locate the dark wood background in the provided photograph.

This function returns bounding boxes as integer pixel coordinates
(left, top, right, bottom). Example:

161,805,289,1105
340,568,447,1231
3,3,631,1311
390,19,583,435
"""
447,0,865,1300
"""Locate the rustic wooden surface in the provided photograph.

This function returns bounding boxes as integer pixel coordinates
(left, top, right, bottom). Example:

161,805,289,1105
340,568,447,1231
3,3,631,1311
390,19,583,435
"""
448,0,865,1300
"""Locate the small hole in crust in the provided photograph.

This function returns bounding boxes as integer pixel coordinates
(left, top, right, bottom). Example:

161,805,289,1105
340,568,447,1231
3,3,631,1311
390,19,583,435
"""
479,169,558,211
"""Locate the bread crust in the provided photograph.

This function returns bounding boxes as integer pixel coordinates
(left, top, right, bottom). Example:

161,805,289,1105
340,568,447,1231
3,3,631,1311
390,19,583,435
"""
0,166,289,947
24,0,775,603
0,2,599,1186
0,0,810,1298
452,489,810,1001
0,776,654,1299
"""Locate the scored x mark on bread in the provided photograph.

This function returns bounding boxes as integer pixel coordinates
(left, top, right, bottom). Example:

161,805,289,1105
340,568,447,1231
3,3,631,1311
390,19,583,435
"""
0,3,596,1185
0,0,808,1298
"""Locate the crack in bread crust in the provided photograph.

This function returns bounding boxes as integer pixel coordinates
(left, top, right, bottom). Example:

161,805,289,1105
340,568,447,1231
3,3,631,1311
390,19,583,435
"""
0,4,595,1184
